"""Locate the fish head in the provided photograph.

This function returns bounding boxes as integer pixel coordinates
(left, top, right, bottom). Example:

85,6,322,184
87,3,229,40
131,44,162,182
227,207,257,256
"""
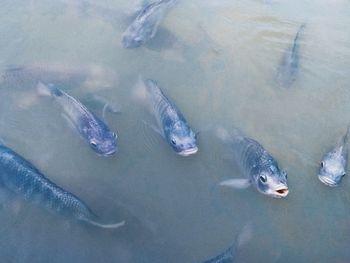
167,122,198,156
318,153,346,187
89,131,118,156
255,165,289,198
122,26,144,48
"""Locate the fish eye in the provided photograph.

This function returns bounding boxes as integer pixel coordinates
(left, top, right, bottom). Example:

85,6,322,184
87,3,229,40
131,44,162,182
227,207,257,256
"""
321,161,324,168
90,141,97,147
171,139,176,145
259,174,267,183
342,173,346,177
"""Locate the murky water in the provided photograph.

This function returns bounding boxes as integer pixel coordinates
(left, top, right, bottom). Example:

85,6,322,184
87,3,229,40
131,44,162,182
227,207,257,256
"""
0,0,350,262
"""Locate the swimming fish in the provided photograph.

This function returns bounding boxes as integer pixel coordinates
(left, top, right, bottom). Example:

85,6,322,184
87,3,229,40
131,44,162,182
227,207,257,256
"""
318,127,349,187
37,82,117,156
122,0,177,48
202,224,252,263
277,24,306,88
0,144,125,229
140,79,198,156
217,128,289,198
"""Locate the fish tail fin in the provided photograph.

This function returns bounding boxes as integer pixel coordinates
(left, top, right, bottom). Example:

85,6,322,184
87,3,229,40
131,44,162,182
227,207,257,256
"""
215,126,243,143
341,124,350,146
144,78,162,95
215,126,232,142
225,223,253,258
85,218,126,229
236,223,253,248
294,23,306,43
160,0,178,8
133,76,149,101
37,82,62,97
37,81,52,97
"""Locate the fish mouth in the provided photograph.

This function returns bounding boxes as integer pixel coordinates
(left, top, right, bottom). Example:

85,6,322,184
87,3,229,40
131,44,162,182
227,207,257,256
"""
318,175,338,187
274,187,289,197
178,147,198,156
101,148,117,157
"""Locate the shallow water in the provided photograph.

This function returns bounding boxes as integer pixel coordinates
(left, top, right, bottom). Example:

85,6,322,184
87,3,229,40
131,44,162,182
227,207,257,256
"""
0,0,350,262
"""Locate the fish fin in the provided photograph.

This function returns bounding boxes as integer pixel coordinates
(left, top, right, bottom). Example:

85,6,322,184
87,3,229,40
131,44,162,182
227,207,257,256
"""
82,94,121,121
219,179,251,189
215,126,232,142
61,113,77,133
142,120,164,138
236,223,253,248
36,81,52,97
86,219,126,229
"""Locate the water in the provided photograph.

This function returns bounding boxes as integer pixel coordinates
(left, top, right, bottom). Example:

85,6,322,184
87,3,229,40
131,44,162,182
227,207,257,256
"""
0,0,350,262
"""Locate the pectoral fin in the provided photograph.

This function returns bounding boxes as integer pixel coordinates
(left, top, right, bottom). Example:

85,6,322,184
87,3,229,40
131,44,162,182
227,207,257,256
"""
142,120,164,138
219,179,251,189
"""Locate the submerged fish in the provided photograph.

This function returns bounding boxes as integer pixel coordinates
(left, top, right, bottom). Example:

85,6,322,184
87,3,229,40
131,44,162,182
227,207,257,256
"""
140,79,198,156
318,127,349,187
0,144,124,228
202,224,252,263
277,24,306,88
122,0,177,48
37,82,117,156
217,128,288,198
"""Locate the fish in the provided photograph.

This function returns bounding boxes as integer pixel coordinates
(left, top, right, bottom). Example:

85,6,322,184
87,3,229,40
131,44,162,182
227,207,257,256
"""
217,128,289,198
277,24,306,88
0,144,125,229
37,82,118,156
201,224,252,263
318,127,349,187
122,0,177,48
140,78,198,156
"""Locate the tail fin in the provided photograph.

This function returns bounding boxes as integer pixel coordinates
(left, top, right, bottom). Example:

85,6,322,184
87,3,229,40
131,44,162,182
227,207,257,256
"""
223,223,253,259
215,126,232,143
341,125,350,147
294,23,306,43
85,218,126,229
37,81,52,97
236,223,253,248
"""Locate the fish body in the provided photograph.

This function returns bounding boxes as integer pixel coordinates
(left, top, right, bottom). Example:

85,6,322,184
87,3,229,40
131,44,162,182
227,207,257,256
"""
202,246,235,263
0,144,124,228
202,224,252,263
143,79,198,156
277,24,305,88
217,128,288,198
122,0,177,48
37,83,117,156
318,127,349,187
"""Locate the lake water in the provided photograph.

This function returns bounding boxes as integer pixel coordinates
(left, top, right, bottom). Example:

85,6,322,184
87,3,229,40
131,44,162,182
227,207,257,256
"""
0,0,350,262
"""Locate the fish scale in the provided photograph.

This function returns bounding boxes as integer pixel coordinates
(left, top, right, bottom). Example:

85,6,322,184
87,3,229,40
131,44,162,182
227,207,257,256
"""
142,79,198,156
0,144,124,229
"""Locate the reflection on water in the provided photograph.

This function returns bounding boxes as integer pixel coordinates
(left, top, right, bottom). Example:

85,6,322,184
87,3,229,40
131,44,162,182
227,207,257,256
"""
0,0,350,262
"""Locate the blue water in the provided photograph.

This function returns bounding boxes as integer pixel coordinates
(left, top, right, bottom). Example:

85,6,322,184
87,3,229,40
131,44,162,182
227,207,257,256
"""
0,0,350,262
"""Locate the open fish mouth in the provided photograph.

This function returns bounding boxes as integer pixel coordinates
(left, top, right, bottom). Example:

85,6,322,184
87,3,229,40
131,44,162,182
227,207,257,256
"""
318,175,338,187
100,148,117,157
275,187,289,197
178,147,198,156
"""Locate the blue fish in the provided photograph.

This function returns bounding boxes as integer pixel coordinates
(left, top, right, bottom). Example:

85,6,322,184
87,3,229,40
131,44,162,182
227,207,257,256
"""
0,144,125,228
37,82,117,156
141,79,198,156
318,127,349,187
217,128,288,198
202,224,252,263
277,24,306,88
122,0,177,48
